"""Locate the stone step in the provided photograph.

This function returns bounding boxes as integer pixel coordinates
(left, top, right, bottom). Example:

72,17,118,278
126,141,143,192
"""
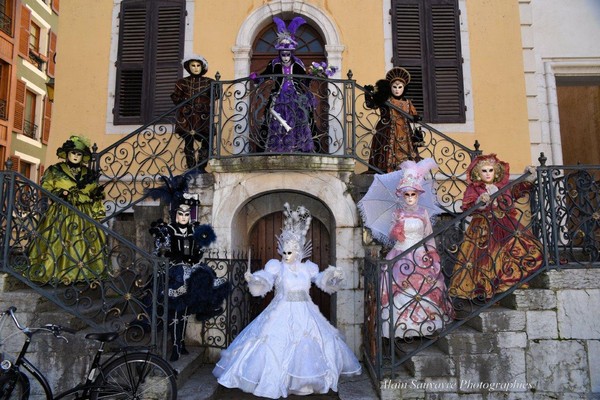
530,268,600,290
403,344,456,378
0,289,58,313
437,325,527,355
0,273,31,292
465,306,526,332
455,349,528,395
170,346,207,389
499,288,557,310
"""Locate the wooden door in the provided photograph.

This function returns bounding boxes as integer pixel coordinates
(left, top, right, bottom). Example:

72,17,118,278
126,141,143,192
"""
557,84,600,166
249,211,332,321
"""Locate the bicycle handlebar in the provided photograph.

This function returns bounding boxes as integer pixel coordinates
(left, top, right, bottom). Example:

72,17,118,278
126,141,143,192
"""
2,307,76,341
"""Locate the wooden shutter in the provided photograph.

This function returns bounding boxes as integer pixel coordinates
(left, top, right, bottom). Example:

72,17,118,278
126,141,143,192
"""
52,0,60,14
37,164,45,183
8,155,19,171
42,96,51,144
114,0,147,124
47,31,57,77
392,0,464,123
13,80,25,132
428,0,464,122
114,0,184,125
151,2,184,119
392,0,425,116
18,5,31,59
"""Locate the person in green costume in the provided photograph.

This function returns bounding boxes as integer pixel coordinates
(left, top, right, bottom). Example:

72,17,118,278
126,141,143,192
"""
28,135,107,284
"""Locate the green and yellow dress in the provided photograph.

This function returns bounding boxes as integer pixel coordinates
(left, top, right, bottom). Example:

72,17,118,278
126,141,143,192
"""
28,162,107,284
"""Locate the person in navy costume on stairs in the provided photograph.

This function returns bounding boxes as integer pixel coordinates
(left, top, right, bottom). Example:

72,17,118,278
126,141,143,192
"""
149,192,230,362
171,54,217,171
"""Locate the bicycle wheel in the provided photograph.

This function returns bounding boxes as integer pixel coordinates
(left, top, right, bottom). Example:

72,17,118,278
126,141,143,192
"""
0,370,30,400
90,352,177,400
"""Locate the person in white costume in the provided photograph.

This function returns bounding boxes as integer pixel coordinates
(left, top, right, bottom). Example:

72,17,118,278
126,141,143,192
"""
213,203,361,398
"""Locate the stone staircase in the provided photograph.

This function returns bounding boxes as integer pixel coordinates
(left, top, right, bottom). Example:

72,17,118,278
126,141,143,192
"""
379,268,600,399
0,273,204,399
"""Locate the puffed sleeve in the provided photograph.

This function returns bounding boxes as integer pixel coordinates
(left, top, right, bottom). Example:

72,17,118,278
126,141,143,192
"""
314,264,344,294
247,259,279,297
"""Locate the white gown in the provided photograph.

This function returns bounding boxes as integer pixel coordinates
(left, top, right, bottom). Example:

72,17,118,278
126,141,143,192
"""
213,259,361,399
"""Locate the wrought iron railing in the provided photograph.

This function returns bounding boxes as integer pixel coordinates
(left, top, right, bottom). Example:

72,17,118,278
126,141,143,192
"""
94,72,479,221
0,10,11,36
534,160,600,266
362,160,600,380
199,250,260,350
0,99,7,121
23,119,38,140
0,170,169,355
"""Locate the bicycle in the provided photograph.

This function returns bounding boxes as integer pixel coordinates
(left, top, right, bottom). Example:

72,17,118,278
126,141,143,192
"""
0,306,177,399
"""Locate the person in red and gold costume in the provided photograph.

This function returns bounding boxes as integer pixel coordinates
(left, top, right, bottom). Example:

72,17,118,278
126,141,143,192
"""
449,154,543,301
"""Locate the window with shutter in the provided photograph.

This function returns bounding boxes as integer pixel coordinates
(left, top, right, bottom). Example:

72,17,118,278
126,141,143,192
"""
8,154,19,171
13,79,25,132
51,0,59,14
47,30,57,77
114,0,184,125
18,5,30,58
42,96,51,144
392,0,465,123
0,0,15,36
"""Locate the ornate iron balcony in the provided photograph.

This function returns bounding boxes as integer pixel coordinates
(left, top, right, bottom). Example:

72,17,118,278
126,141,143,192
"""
23,119,38,139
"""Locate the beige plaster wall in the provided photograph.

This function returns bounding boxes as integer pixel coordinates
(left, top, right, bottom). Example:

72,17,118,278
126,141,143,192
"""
462,0,532,168
48,0,113,164
48,0,533,169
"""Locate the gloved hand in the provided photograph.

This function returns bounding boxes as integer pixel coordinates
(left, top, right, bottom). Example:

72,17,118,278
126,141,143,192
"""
524,165,537,182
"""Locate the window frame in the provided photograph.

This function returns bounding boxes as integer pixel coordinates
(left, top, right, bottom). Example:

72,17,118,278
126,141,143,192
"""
23,88,37,139
29,20,40,52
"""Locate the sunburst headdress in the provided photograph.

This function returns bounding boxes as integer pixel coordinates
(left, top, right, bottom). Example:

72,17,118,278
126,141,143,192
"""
277,202,312,261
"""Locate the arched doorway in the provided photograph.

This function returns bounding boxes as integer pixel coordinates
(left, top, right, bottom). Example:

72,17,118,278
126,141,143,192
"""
248,211,332,321
250,20,326,74
249,19,330,153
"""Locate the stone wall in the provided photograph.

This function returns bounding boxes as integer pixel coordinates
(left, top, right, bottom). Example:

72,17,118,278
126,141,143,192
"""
379,268,600,399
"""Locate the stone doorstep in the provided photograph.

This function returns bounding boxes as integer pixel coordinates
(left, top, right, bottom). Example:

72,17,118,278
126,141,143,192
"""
404,345,456,378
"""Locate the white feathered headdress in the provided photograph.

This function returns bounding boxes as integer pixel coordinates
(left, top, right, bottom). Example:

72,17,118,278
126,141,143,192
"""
277,203,312,261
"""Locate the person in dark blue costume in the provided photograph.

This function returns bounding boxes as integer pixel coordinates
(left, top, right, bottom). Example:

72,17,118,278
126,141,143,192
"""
251,16,316,152
149,189,230,361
